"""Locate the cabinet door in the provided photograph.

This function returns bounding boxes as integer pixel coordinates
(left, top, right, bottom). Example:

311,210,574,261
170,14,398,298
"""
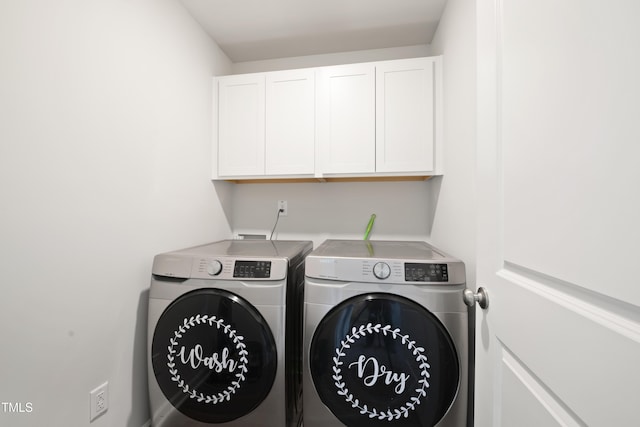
318,64,375,174
265,70,315,175
376,57,440,173
217,74,265,177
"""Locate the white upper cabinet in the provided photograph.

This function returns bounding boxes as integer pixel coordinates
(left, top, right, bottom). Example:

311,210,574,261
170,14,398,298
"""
217,74,265,177
216,70,316,178
214,56,442,180
317,64,376,174
265,69,316,175
376,57,440,173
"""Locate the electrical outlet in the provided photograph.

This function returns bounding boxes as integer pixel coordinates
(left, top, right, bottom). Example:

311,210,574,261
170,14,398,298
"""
277,200,288,216
89,382,108,422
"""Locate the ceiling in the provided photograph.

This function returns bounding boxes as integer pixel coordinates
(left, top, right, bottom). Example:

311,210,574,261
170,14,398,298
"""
180,0,447,63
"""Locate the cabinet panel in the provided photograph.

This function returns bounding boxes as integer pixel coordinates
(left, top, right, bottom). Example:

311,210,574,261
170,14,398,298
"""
318,64,375,174
217,74,265,177
376,58,437,173
265,70,315,175
214,57,442,181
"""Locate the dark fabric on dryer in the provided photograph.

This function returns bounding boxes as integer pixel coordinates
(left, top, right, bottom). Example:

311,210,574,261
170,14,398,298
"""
310,293,459,427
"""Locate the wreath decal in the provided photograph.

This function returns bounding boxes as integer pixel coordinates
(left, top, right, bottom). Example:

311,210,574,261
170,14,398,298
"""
166,314,248,404
332,323,430,421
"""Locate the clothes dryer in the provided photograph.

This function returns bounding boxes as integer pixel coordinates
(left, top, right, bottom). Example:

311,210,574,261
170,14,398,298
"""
304,240,469,427
148,240,312,427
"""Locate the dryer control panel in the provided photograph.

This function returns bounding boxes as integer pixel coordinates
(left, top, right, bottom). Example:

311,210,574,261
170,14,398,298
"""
305,257,464,285
304,240,465,285
405,263,449,282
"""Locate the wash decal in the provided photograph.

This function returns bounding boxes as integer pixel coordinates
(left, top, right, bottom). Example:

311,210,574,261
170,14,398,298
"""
311,293,459,427
166,314,248,404
152,289,277,423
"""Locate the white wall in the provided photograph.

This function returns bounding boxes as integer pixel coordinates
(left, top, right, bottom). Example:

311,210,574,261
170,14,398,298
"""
231,45,431,74
0,1,232,426
427,3,477,423
231,181,434,247
429,0,477,285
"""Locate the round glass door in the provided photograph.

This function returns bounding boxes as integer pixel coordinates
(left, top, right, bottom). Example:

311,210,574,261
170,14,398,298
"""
310,293,459,427
151,288,277,423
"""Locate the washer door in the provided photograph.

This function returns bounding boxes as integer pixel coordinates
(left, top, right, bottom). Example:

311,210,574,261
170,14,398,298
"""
310,293,459,427
151,288,277,423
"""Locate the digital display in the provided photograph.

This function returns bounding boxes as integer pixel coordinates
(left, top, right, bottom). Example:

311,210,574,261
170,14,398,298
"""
233,261,271,278
405,263,448,282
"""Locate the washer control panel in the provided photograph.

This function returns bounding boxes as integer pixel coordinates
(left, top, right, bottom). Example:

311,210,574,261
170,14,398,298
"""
206,260,223,276
190,258,286,280
233,260,272,278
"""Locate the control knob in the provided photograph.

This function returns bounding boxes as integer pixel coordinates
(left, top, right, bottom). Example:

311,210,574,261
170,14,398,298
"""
207,260,223,276
373,262,391,280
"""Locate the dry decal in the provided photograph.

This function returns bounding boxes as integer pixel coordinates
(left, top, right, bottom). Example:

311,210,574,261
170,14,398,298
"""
333,323,430,421
166,315,248,404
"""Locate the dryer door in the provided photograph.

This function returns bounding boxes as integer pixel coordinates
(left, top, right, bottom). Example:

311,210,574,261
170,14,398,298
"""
310,293,459,427
151,288,277,423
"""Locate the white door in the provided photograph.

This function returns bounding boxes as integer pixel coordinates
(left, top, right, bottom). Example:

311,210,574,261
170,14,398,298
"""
375,57,439,174
217,74,265,177
317,63,375,174
475,0,640,426
265,69,315,175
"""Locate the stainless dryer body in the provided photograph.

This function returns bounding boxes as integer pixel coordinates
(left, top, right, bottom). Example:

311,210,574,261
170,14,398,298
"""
303,240,469,427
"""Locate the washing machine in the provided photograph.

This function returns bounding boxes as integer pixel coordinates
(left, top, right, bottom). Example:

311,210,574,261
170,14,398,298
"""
303,240,469,427
148,239,312,427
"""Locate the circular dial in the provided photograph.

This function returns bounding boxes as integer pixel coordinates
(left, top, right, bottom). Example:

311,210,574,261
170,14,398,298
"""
207,260,223,276
372,262,391,280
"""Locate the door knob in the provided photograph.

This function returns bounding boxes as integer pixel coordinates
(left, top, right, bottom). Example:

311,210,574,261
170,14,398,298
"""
463,287,489,309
